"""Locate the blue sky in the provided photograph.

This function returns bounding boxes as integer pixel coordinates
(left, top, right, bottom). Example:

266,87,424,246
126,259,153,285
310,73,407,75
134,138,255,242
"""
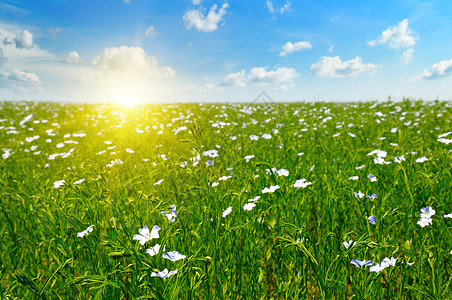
0,0,451,103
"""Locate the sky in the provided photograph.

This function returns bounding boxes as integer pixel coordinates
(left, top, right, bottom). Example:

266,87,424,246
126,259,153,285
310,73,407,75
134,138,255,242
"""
0,0,452,104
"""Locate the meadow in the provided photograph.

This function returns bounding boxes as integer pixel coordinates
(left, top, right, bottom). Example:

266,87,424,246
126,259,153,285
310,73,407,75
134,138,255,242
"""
0,99,451,299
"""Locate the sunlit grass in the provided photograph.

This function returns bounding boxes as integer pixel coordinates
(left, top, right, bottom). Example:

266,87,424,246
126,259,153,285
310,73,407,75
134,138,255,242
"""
0,99,451,299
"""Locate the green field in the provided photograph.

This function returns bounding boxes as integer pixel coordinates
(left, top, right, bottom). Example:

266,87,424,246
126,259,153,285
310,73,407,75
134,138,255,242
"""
1,100,452,299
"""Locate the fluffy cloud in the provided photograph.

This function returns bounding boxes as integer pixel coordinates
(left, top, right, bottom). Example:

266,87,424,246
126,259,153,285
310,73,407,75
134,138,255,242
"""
279,41,312,57
400,48,414,64
145,26,159,38
64,51,82,64
311,56,377,78
92,46,175,78
419,58,452,80
14,30,34,49
221,66,299,87
192,0,201,4
368,19,417,50
0,48,7,66
183,3,229,33
266,0,291,14
0,69,41,85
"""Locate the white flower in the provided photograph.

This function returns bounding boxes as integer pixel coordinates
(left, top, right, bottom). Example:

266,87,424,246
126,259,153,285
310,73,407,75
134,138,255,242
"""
53,180,66,188
294,179,312,188
206,160,215,166
417,217,432,227
356,165,365,170
262,133,272,139
222,206,232,218
133,225,161,245
151,268,178,279
394,155,406,163
244,155,255,162
416,156,429,163
163,250,186,262
444,213,452,218
368,174,377,182
354,191,365,198
73,178,85,185
349,176,359,180
243,203,256,211
202,150,219,158
211,182,219,187
350,259,373,268
77,225,94,238
125,148,135,153
153,179,164,185
248,196,260,202
262,185,280,193
161,205,178,223
276,169,289,177
219,176,232,181
420,206,435,218
249,135,259,141
146,244,161,256
343,240,356,249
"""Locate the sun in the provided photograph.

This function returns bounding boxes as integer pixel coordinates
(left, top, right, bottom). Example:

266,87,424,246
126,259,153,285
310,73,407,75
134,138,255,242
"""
116,90,139,108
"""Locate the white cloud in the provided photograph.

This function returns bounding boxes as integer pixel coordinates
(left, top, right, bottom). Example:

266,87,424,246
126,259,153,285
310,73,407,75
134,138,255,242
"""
14,30,34,49
123,0,131,3
311,56,377,78
92,46,175,78
48,28,62,39
327,45,334,53
64,51,82,64
0,69,41,85
0,48,7,66
145,26,159,38
400,48,414,64
221,66,299,87
419,58,452,80
183,3,229,33
192,0,202,4
266,0,291,14
368,19,417,50
279,41,312,57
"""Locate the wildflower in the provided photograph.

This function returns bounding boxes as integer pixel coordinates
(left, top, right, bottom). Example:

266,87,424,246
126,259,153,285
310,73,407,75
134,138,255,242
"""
77,225,94,238
161,205,178,223
444,213,452,218
125,148,135,153
356,165,365,170
262,133,272,139
368,215,376,225
153,179,164,185
394,155,405,163
420,206,435,218
262,185,280,193
151,268,178,279
366,193,377,199
343,240,356,249
202,150,219,158
206,160,214,166
249,135,259,141
349,176,359,180
309,165,315,171
243,203,256,211
219,176,232,181
417,217,432,227
248,196,260,202
53,180,66,188
350,259,373,268
222,206,232,218
163,250,186,262
354,191,365,198
294,179,312,188
276,169,289,177
244,155,254,162
133,225,161,245
73,178,85,185
368,174,377,182
146,244,161,256
416,156,428,163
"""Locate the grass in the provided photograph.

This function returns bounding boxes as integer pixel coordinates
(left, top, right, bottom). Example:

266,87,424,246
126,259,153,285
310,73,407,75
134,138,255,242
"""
0,99,451,299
